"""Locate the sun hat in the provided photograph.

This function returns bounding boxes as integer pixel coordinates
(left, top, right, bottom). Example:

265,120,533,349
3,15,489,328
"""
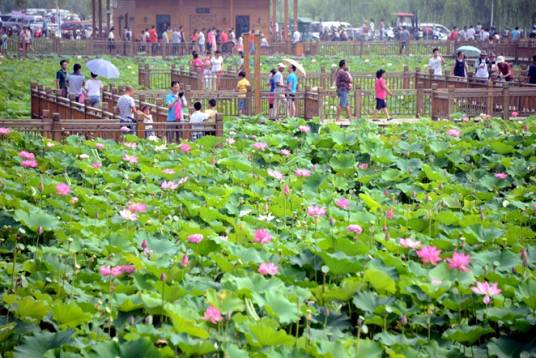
277,63,286,68
496,56,505,64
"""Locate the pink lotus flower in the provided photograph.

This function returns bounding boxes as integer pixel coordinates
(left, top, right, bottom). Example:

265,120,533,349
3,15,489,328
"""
416,245,441,265
187,234,204,244
253,229,273,244
120,126,131,132
347,224,363,234
258,262,279,276
128,202,147,213
70,196,79,204
280,149,291,156
447,128,461,138
203,305,223,324
386,208,394,220
123,154,138,164
180,255,189,267
19,151,35,160
295,168,311,177
283,184,290,196
161,181,179,190
162,168,175,175
253,142,268,151
358,163,369,169
335,198,350,210
56,183,71,196
472,281,502,304
95,143,105,149
92,162,102,169
447,252,471,272
21,160,38,168
307,205,326,218
119,209,137,221
116,265,136,275
268,169,284,180
226,137,236,145
99,266,112,276
511,111,519,117
495,172,508,180
399,238,421,249
0,127,11,136
179,143,191,153
124,142,137,149
298,125,311,133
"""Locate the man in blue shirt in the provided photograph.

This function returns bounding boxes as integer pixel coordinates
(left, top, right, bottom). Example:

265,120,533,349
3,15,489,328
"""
165,81,185,141
286,65,298,117
511,27,521,41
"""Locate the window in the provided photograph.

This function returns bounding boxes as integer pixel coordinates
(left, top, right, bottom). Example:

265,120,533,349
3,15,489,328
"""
195,8,210,14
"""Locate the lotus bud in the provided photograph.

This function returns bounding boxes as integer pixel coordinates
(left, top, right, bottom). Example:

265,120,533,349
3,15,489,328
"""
141,239,148,250
37,227,44,235
357,317,364,326
145,315,153,325
521,248,529,267
264,203,269,211
523,124,529,133
329,217,335,226
128,315,135,325
399,315,408,326
160,273,167,282
323,307,330,317
438,183,444,190
383,190,389,197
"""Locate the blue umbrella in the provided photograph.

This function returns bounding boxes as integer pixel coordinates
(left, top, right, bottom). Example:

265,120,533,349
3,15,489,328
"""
456,45,481,57
85,59,120,79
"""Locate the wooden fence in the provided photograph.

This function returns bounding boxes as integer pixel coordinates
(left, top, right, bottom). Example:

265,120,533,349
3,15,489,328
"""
431,83,536,120
29,84,224,141
7,37,536,60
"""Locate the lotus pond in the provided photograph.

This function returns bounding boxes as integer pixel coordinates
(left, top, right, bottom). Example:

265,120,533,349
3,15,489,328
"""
0,117,535,357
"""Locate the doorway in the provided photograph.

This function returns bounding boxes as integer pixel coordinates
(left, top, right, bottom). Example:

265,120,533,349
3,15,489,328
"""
156,15,170,39
235,16,249,37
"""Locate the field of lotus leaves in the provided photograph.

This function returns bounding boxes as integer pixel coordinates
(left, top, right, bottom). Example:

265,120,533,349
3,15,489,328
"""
0,116,535,357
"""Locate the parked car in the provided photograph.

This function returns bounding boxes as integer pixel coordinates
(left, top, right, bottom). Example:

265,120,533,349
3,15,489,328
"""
419,23,449,40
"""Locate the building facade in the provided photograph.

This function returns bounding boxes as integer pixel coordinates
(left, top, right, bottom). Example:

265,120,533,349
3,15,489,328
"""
113,0,270,40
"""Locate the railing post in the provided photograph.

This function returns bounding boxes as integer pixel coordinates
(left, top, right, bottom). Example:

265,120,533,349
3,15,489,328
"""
320,66,326,89
428,68,435,89
416,82,424,118
447,85,455,121
502,83,510,120
215,113,224,136
415,67,421,90
431,83,439,121
41,110,51,138
318,91,324,120
145,65,151,89
403,65,409,89
486,81,493,116
51,112,61,141
354,86,362,119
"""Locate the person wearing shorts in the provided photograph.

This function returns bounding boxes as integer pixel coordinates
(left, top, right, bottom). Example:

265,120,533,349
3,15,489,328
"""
374,69,392,120
286,65,298,117
268,69,276,119
236,71,250,115
335,59,353,121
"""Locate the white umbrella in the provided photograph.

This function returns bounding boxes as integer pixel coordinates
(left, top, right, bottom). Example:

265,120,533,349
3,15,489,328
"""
456,46,481,58
282,58,306,77
85,59,120,79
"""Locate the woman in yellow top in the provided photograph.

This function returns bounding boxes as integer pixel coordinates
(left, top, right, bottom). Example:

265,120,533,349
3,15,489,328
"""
236,71,251,115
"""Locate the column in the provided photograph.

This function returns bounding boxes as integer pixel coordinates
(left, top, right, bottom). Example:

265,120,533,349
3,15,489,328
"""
92,0,96,39
97,0,102,39
106,0,111,34
293,0,298,35
229,0,234,32
271,0,277,42
283,0,288,41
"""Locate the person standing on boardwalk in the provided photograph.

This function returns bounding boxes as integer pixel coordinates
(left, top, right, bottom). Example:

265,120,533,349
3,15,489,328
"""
66,63,85,102
527,56,536,84
273,63,286,119
335,59,353,121
375,69,392,120
56,59,69,97
236,71,251,116
452,51,469,78
399,26,410,55
117,86,141,133
496,56,513,82
286,65,298,117
428,48,445,77
165,81,184,141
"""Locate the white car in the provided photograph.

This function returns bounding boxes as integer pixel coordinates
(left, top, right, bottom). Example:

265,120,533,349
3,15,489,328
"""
420,23,450,40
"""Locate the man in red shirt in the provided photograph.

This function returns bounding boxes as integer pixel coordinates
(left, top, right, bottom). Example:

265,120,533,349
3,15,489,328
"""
448,26,459,41
220,30,228,44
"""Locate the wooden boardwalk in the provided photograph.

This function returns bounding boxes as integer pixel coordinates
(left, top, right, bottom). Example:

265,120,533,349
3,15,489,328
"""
321,118,423,127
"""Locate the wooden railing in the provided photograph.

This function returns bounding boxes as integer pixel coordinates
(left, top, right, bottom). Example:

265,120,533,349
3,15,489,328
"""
8,37,536,60
431,83,536,120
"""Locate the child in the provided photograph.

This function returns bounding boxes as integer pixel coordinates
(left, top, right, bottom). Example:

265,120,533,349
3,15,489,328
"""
205,98,218,124
203,57,213,90
374,69,392,120
140,105,155,138
190,101,208,139
236,71,251,116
